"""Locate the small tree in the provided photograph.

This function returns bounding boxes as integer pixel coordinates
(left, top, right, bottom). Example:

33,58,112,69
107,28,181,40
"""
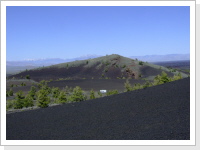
6,100,14,110
57,91,68,104
107,90,119,96
98,91,102,97
139,61,144,65
69,86,86,102
6,91,9,97
37,80,47,89
36,89,50,108
8,88,13,96
28,86,37,100
160,71,170,83
124,79,133,92
133,83,142,90
24,94,34,108
21,82,26,86
172,72,182,81
26,75,30,79
90,89,96,99
52,87,60,98
142,81,152,88
13,91,25,109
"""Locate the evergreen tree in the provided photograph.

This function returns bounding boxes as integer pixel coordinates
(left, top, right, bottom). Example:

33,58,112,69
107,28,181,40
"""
58,91,67,104
69,86,86,102
26,75,30,79
107,90,119,96
24,94,34,108
124,79,133,92
90,89,95,99
98,91,102,97
172,72,182,81
52,87,60,98
13,91,25,109
133,83,142,90
36,89,50,108
160,71,170,83
28,86,37,100
8,88,13,96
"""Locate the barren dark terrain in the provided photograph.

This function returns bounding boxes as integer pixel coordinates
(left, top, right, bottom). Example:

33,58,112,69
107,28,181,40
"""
47,79,146,92
6,77,190,140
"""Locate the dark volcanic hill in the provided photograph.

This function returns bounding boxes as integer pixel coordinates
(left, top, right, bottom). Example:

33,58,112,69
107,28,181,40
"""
8,54,187,82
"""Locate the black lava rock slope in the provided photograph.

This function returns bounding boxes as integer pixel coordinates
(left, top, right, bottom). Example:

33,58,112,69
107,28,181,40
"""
6,78,190,140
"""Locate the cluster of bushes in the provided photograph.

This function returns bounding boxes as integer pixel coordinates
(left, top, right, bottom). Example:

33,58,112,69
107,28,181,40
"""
124,71,182,92
6,80,95,110
6,71,183,111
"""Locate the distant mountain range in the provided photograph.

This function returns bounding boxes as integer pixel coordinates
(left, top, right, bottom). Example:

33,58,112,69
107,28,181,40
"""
129,54,190,62
6,54,190,67
6,54,101,67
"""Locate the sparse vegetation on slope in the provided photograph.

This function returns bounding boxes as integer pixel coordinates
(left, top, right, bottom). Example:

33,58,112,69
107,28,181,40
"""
8,54,186,82
6,54,189,112
6,70,184,112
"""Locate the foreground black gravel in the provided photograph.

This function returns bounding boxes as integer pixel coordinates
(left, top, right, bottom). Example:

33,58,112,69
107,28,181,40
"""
6,78,190,140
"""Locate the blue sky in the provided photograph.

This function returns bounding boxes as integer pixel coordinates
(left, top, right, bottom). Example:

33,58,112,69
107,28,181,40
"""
6,6,190,61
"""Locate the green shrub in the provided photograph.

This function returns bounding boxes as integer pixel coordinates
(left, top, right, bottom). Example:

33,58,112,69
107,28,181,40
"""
133,83,142,90
36,89,50,108
106,90,118,96
21,82,26,86
142,81,152,88
37,80,47,89
57,91,68,104
52,87,60,98
24,94,34,108
68,86,86,102
6,91,9,97
90,89,96,99
28,86,37,100
26,75,30,79
154,71,171,85
172,72,182,81
139,61,144,65
6,100,14,110
124,79,133,92
13,91,25,109
7,88,13,96
98,91,102,97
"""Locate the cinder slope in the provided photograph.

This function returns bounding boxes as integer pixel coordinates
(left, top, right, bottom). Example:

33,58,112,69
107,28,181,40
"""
7,77,190,140
8,54,179,82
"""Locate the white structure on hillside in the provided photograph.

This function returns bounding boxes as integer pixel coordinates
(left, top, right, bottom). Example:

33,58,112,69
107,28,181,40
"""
100,90,107,93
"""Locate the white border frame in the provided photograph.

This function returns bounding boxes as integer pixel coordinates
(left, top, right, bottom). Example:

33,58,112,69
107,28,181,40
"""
1,0,196,146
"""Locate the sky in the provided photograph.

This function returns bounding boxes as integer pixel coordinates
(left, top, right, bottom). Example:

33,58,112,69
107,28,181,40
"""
6,6,190,61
